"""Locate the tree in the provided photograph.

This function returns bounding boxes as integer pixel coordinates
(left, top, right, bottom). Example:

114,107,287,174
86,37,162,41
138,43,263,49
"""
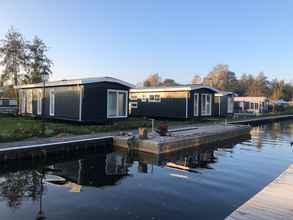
282,82,293,101
25,36,53,84
238,74,254,96
270,79,284,100
143,73,162,87
204,64,240,93
191,75,203,84
0,27,27,86
247,72,269,96
161,78,179,86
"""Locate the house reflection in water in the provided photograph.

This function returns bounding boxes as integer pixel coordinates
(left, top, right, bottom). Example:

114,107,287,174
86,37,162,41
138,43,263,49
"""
52,153,131,189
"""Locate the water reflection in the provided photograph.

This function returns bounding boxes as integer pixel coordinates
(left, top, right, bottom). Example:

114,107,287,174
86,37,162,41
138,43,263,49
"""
0,135,249,212
0,122,292,220
0,171,42,208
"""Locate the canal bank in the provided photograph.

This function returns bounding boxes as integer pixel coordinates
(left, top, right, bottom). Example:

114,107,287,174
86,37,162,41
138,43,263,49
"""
1,114,293,161
0,124,251,161
230,114,293,125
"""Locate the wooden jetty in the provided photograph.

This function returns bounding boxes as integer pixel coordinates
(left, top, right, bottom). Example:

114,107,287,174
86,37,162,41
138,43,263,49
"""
113,124,251,154
226,165,293,220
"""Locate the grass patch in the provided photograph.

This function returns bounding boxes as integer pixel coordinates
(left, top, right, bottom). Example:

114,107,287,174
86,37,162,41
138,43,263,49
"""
1,110,293,143
0,115,153,143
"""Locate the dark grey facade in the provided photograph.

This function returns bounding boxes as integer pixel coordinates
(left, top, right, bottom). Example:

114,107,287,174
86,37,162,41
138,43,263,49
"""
213,92,235,116
129,85,218,119
16,77,133,123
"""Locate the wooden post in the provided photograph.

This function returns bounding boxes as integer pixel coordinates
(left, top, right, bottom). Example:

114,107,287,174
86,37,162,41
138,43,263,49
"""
138,128,148,139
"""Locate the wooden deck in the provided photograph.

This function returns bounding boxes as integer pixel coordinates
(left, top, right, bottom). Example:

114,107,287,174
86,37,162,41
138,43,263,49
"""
226,165,293,220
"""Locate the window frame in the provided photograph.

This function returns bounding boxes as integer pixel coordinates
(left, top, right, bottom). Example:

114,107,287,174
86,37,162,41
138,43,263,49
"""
130,95,138,101
107,89,128,119
130,102,138,109
149,94,161,103
37,89,43,115
8,99,16,106
49,89,55,116
201,94,212,116
141,95,147,102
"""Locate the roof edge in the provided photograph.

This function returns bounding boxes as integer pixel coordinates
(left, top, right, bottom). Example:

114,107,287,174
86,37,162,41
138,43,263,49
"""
14,77,135,89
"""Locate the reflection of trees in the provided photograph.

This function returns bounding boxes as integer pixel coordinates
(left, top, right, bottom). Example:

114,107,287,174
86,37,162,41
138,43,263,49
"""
0,170,42,208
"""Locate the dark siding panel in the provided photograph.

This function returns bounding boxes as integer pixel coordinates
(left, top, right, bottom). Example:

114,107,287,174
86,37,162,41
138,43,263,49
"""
54,86,80,120
82,82,130,123
135,98,186,119
130,91,188,119
131,88,216,119
213,96,220,116
221,96,228,115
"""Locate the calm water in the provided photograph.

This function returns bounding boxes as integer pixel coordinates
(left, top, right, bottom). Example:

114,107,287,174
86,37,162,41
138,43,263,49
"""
0,121,293,220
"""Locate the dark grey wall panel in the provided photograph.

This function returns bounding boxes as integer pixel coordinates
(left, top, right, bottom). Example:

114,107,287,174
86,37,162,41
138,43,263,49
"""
82,82,129,123
54,86,80,120
132,97,187,119
131,88,216,119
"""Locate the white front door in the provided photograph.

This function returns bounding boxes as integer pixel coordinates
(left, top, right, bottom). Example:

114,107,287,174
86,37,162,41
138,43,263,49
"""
201,94,212,116
194,93,199,116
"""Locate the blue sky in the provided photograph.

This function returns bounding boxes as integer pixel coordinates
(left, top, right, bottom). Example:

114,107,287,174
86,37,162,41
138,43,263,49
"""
0,0,292,84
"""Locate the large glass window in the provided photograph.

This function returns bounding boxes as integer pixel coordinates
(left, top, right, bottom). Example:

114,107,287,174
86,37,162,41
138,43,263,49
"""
118,92,126,116
26,90,33,114
20,90,26,113
201,94,212,116
227,96,234,113
107,90,128,118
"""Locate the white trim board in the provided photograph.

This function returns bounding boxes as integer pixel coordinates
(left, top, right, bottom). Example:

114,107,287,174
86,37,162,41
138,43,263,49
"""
15,77,135,89
0,136,113,152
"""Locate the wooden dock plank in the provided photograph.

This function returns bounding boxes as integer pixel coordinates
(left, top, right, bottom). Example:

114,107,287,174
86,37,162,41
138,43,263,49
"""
226,165,293,220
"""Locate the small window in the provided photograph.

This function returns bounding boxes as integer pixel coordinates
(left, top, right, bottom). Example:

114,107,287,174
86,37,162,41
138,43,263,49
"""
130,102,138,109
130,95,138,101
49,89,55,116
149,94,161,102
141,95,147,102
9,100,16,106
